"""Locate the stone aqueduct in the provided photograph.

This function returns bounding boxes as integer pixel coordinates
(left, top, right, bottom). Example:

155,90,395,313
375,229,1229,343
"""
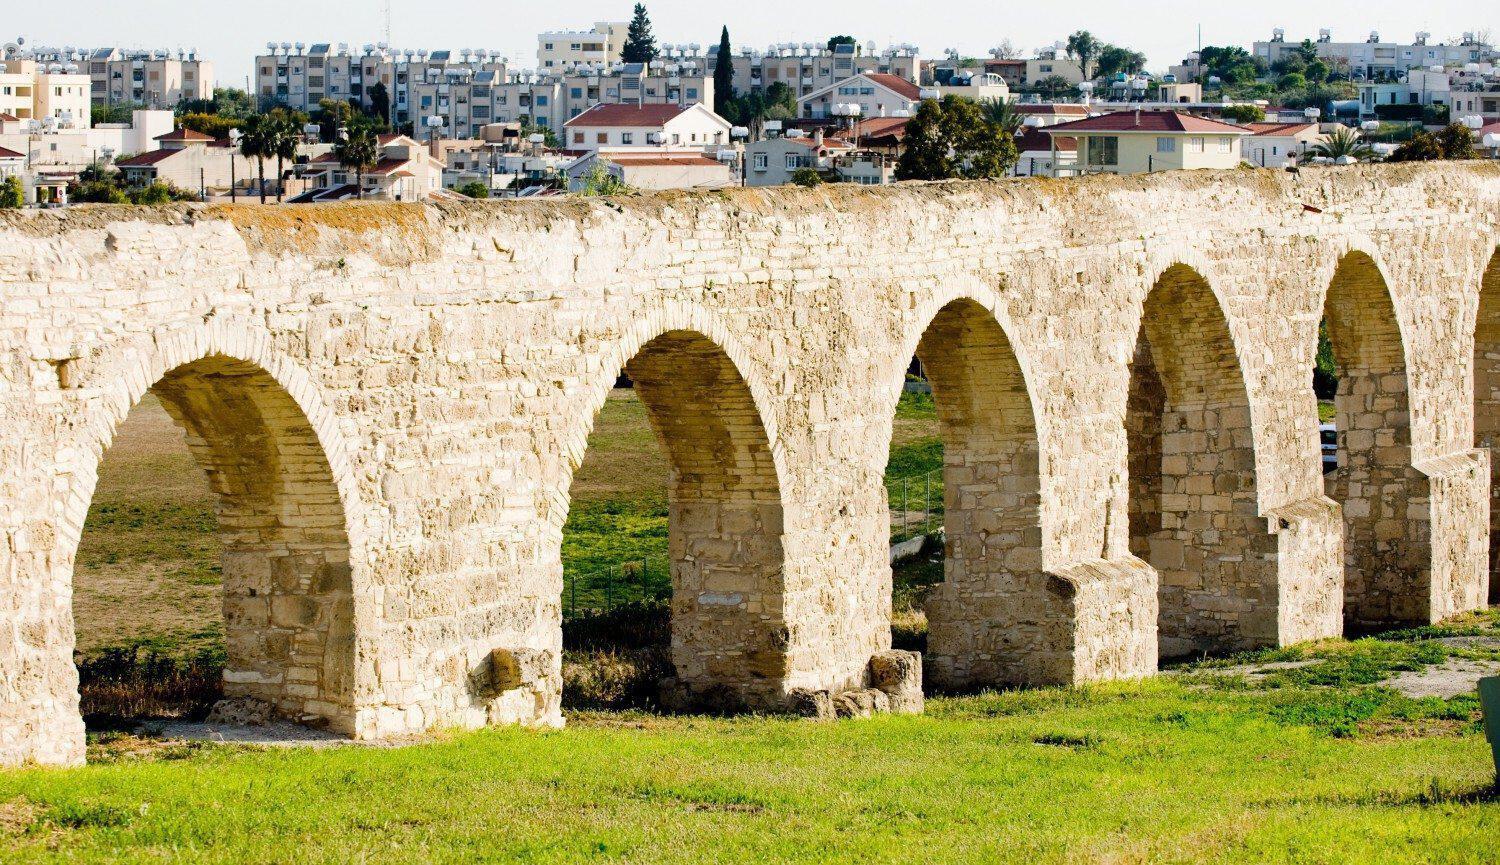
2,164,1498,766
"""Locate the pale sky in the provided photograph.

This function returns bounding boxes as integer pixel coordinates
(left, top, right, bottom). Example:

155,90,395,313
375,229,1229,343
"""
9,0,1496,89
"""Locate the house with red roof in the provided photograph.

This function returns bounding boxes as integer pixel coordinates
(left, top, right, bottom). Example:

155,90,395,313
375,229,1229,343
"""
1242,122,1325,169
1042,110,1251,175
114,127,257,193
562,103,731,154
798,72,926,120
290,134,453,202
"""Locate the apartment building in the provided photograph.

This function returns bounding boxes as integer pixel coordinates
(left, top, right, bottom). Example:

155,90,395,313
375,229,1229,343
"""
538,23,626,70
1253,29,1497,80
0,58,90,125
708,42,922,99
18,45,213,108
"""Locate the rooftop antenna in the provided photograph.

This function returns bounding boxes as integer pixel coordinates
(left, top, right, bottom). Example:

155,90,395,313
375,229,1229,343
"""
382,0,392,47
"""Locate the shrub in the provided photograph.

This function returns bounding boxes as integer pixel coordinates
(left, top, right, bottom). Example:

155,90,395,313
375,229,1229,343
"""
790,167,823,187
0,175,22,208
1218,104,1265,124
457,180,490,199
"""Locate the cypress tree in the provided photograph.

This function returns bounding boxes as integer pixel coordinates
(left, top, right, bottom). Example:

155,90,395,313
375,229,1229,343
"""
622,4,658,64
713,26,734,117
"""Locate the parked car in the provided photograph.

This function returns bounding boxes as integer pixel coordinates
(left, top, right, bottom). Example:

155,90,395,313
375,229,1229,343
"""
1320,423,1338,473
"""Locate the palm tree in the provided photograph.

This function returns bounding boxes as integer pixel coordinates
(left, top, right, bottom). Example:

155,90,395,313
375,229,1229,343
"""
1307,125,1373,162
981,98,1024,137
333,125,378,199
269,114,299,202
238,114,272,203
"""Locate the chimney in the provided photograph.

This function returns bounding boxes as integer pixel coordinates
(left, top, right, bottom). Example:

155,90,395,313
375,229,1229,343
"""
813,127,824,146
429,136,445,163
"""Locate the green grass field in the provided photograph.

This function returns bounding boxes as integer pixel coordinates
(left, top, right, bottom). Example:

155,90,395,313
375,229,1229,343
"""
3,618,1498,862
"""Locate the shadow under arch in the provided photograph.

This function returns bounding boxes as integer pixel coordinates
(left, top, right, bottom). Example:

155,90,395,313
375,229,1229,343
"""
562,326,789,711
1127,263,1275,659
1472,249,1500,604
63,340,361,735
895,297,1059,688
1322,250,1425,630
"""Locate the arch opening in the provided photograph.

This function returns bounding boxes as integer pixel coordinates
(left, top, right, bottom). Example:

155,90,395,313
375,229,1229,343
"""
1127,265,1275,659
1473,250,1500,605
72,354,355,733
904,299,1049,689
1322,252,1424,630
562,330,787,712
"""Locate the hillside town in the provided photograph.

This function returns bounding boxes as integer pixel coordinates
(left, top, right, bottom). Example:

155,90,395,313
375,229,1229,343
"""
1,11,1498,206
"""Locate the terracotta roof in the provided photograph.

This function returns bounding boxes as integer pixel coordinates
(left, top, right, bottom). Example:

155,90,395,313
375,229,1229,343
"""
1017,103,1090,116
854,117,910,139
0,145,23,159
1044,110,1250,134
606,153,723,167
565,103,689,128
0,113,19,122
114,149,178,167
788,136,853,150
1246,122,1318,137
862,73,923,100
1473,121,1500,137
1016,128,1075,152
154,127,215,142
365,158,413,176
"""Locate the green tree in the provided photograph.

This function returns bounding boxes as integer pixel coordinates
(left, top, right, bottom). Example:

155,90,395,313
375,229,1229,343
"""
1387,130,1445,162
578,159,629,196
1065,31,1100,79
333,124,379,198
1305,60,1329,83
178,87,256,119
1219,104,1266,123
622,4,657,64
0,176,23,208
268,113,300,201
238,114,274,203
369,82,391,125
1095,45,1146,80
128,181,196,204
520,118,557,148
826,35,856,52
457,180,490,198
1308,125,1373,161
895,95,1017,181
790,167,823,187
316,98,357,143
714,27,734,118
1437,122,1477,159
91,102,144,125
178,112,241,140
69,164,130,203
981,98,1024,136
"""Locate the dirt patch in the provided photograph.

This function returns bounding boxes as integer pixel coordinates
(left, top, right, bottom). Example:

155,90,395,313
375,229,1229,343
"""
0,798,39,837
1382,657,1500,699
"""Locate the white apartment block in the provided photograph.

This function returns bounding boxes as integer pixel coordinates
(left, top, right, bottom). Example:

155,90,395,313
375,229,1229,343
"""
709,42,922,100
0,58,90,126
1253,29,1497,80
538,23,626,70
20,44,212,108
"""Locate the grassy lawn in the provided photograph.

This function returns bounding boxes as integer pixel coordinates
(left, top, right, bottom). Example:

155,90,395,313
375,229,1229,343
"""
3,619,1497,862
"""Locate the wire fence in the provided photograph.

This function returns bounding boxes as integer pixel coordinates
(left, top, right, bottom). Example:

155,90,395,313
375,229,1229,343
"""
886,467,944,543
563,555,670,619
562,468,946,618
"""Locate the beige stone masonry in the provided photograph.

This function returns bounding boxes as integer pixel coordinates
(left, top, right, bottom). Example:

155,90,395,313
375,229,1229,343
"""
0,163,1495,766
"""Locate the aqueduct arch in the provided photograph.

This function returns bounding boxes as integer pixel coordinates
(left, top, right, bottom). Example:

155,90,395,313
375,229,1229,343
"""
1474,250,1500,605
61,345,361,735
1321,250,1426,630
906,298,1052,689
0,165,1494,766
1126,264,1276,658
564,328,790,709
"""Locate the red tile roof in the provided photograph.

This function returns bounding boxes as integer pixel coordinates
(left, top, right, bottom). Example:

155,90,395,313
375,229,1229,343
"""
1017,103,1090,116
0,113,19,122
854,117,910,140
863,73,923,100
565,103,689,128
0,145,23,159
115,149,179,167
365,158,413,176
1044,111,1250,134
1016,128,1076,152
1246,122,1318,137
154,127,215,142
605,153,723,167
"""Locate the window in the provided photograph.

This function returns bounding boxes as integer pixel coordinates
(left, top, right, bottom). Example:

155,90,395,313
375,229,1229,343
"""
596,132,607,144
572,131,584,144
1187,137,1204,153
1217,137,1232,154
670,133,679,144
785,153,798,169
1085,136,1118,166
536,95,548,106
621,132,633,144
544,43,554,50
1156,137,1176,153
752,153,768,170
570,87,582,98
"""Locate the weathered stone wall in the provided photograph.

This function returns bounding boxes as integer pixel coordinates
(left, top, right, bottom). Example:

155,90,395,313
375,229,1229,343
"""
0,163,1495,766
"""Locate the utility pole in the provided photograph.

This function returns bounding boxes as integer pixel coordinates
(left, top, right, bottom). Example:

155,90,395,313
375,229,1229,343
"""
383,0,392,46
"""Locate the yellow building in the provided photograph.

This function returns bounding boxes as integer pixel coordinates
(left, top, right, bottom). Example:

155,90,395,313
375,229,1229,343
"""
0,59,90,126
1043,110,1249,176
